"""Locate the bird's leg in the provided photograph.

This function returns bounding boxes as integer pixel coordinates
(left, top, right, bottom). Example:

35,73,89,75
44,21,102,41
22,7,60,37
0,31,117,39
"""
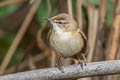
82,54,87,66
55,55,64,73
56,55,61,67
77,56,84,69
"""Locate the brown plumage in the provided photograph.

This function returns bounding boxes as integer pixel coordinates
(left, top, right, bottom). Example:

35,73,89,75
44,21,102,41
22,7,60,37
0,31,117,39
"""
46,13,87,69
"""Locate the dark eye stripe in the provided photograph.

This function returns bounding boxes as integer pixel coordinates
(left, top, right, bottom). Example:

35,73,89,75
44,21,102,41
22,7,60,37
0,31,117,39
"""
57,21,62,24
55,20,68,24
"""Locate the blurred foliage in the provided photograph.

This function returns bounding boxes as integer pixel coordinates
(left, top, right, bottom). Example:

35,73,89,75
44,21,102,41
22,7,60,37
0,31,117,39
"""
0,0,116,70
72,0,77,17
8,49,24,68
29,0,34,4
106,0,115,27
87,0,100,5
0,2,21,20
37,0,49,26
37,0,55,26
0,34,15,51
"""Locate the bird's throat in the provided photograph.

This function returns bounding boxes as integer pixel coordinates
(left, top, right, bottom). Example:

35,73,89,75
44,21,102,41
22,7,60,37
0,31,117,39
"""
52,23,63,33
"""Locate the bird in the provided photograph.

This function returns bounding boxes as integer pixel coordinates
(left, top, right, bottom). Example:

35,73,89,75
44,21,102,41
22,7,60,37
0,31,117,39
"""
45,13,87,70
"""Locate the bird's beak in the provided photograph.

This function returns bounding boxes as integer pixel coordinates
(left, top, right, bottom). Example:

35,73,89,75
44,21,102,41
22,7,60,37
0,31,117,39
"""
43,17,52,22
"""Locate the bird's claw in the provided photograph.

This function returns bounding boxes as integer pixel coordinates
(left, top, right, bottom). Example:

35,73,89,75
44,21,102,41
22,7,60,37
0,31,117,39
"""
55,64,64,73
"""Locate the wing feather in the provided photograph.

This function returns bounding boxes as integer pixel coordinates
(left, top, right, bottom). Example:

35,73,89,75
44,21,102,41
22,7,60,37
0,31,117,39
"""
78,29,88,54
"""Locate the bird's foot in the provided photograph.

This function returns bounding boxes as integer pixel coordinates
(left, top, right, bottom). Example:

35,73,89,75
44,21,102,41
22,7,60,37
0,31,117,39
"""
55,64,64,73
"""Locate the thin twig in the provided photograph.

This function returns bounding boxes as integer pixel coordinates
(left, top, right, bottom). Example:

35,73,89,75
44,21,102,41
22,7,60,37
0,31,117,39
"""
0,0,42,75
99,0,108,27
0,0,26,8
1,60,120,80
117,44,120,59
67,0,73,17
28,54,37,70
87,6,99,62
47,0,51,13
93,0,107,62
77,0,83,30
105,0,120,60
105,1,120,80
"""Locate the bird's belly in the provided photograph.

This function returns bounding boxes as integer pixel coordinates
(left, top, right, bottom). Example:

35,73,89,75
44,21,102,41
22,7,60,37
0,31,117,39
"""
50,32,84,57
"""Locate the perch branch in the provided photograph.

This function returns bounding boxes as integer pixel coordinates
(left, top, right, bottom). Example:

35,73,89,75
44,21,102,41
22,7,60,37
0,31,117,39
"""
1,60,120,80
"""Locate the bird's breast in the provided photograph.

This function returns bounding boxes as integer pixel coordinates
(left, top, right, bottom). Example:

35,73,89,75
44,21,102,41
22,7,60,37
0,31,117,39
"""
50,31,84,57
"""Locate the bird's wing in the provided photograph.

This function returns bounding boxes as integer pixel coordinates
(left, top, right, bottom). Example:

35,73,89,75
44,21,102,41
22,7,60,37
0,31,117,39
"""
78,29,88,55
47,28,52,45
78,29,87,40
